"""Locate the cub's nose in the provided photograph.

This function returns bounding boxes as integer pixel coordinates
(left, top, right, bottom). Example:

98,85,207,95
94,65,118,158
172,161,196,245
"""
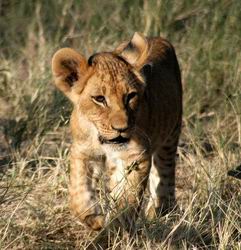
110,112,129,132
111,124,128,133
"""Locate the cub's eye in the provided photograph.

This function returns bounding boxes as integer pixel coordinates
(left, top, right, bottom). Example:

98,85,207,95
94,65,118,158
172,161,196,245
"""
92,95,106,104
127,92,137,103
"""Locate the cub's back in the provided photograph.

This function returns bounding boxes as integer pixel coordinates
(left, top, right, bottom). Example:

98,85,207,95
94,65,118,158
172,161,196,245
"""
137,37,182,147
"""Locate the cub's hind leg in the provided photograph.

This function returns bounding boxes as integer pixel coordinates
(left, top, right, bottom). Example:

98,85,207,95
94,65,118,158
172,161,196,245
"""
146,130,180,219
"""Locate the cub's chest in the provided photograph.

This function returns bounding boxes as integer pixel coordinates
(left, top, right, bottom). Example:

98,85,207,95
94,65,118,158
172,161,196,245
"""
105,151,129,199
106,151,126,177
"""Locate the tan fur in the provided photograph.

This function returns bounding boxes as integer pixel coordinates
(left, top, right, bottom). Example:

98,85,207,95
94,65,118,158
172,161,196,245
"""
52,32,182,230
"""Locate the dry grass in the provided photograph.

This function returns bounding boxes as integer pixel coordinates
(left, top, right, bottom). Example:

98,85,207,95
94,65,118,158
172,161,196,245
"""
0,1,241,249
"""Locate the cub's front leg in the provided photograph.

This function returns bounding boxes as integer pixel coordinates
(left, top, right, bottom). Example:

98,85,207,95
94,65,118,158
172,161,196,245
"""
108,151,151,229
69,152,105,231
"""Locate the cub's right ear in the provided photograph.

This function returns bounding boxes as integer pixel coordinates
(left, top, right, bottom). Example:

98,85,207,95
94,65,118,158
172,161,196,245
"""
52,48,87,102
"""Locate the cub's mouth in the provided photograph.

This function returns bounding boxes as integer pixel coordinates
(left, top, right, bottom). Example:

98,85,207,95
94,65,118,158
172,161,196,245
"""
99,135,130,145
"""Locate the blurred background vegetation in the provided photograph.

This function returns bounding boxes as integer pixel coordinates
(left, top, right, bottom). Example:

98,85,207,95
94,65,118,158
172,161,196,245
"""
0,1,240,249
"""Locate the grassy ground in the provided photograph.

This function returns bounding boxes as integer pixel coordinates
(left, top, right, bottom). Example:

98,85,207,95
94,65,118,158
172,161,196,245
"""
0,1,240,249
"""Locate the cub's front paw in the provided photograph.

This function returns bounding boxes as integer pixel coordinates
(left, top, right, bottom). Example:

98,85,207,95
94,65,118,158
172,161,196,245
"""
70,201,105,230
84,214,106,231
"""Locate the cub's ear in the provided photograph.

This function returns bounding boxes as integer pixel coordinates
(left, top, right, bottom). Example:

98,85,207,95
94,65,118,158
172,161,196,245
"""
52,48,87,102
115,32,149,69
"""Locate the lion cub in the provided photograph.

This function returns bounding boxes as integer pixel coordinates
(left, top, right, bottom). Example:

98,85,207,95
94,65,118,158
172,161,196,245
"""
52,33,182,230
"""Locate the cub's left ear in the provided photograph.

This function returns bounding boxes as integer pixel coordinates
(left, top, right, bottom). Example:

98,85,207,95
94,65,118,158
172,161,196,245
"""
52,48,88,103
115,32,150,69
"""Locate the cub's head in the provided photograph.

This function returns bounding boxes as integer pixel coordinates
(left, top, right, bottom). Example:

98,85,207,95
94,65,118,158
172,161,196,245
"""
52,33,150,145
